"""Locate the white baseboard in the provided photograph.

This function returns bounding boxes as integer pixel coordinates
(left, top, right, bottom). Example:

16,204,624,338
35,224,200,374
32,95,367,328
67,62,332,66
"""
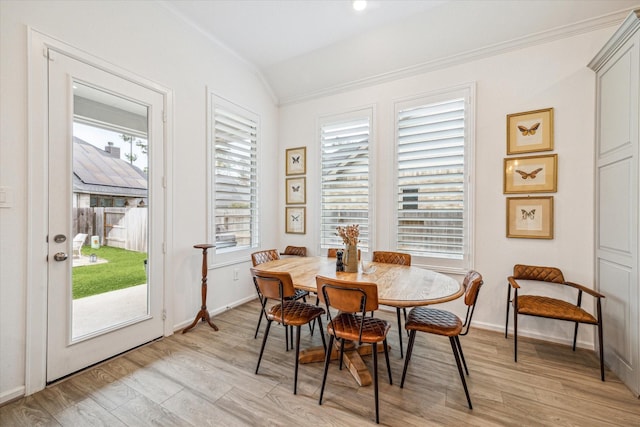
1,386,25,405
473,320,595,350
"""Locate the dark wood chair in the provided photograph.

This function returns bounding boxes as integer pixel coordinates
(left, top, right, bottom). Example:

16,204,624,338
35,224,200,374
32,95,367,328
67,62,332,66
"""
371,251,411,358
280,245,307,257
400,270,483,410
251,269,326,395
316,275,392,424
250,249,309,348
505,264,605,381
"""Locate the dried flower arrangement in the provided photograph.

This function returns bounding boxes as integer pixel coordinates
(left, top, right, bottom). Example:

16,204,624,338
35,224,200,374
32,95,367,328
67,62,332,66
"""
336,224,360,246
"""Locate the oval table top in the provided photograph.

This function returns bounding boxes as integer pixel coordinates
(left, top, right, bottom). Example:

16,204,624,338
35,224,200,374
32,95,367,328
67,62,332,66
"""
252,256,463,308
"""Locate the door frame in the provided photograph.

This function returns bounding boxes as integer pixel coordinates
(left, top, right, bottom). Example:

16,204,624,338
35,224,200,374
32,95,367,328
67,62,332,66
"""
26,28,174,395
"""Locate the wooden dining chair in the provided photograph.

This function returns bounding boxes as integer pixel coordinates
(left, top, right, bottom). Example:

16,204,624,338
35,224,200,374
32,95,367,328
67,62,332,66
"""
400,270,483,410
505,264,605,381
316,275,392,424
250,249,309,348
251,269,326,395
371,251,411,358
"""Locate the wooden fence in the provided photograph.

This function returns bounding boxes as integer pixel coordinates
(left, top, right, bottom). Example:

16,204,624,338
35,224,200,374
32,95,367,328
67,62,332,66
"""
73,207,147,252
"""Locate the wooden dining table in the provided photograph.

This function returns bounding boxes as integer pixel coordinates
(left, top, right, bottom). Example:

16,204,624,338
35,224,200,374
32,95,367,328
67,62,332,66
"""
252,256,463,386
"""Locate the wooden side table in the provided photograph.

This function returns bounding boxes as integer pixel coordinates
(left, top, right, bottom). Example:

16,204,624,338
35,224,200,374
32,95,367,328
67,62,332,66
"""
182,243,219,333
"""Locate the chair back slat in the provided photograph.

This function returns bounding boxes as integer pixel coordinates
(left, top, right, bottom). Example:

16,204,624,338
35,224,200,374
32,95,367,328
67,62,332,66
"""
513,264,564,283
315,275,378,313
251,249,280,266
460,270,483,334
281,246,307,257
250,268,295,300
372,251,411,266
463,270,484,306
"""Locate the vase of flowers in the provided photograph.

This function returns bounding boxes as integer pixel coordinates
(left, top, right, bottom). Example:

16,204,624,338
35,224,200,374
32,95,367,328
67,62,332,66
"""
336,224,359,273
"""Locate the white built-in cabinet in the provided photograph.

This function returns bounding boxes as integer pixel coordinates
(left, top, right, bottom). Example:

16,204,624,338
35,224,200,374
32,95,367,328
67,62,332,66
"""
589,9,640,396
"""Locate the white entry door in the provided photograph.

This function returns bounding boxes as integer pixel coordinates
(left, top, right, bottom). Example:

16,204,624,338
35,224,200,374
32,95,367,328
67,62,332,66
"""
46,49,165,382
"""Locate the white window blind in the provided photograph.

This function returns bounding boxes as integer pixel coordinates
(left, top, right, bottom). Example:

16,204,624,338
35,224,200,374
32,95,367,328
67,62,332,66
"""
212,101,258,253
396,97,467,262
320,115,370,250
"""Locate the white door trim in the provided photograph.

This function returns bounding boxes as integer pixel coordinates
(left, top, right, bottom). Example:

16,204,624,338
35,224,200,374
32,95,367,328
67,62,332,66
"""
26,28,174,395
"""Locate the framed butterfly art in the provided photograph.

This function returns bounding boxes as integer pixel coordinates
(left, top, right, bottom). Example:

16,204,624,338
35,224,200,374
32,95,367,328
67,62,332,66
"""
504,154,557,194
506,108,554,154
506,196,554,239
286,146,306,175
286,177,306,204
285,207,306,234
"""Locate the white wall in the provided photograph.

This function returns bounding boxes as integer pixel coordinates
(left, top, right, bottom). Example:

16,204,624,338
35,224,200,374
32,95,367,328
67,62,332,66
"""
0,0,618,403
0,0,277,402
278,28,613,351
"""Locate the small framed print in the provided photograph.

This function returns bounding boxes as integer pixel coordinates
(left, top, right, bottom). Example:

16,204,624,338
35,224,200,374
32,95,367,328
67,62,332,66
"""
507,196,554,239
286,146,306,175
286,177,306,204
285,207,306,234
507,108,554,154
504,154,557,194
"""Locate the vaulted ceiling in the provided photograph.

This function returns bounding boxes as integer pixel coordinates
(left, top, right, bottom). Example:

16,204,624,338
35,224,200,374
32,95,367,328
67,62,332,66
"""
162,0,639,104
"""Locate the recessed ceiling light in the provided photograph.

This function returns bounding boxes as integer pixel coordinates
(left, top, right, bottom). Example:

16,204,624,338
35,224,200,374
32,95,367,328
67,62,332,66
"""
353,1,367,12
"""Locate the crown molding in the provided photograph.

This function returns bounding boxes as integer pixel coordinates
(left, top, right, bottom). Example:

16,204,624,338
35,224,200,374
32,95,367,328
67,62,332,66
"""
279,8,633,106
589,8,640,71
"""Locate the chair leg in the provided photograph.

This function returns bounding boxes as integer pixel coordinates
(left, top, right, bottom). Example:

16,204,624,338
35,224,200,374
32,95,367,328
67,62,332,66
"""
294,325,301,395
513,308,518,363
572,322,579,351
598,322,605,381
255,320,272,374
396,308,404,358
505,286,511,338
290,325,294,350
400,330,417,388
449,337,472,410
373,342,380,424
339,339,345,370
404,308,409,336
319,335,334,405
383,338,392,385
285,323,289,352
317,317,327,352
254,297,268,339
455,336,469,376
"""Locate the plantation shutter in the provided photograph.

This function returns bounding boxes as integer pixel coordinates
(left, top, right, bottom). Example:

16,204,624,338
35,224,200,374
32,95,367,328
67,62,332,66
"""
320,116,370,250
396,98,465,259
213,104,258,252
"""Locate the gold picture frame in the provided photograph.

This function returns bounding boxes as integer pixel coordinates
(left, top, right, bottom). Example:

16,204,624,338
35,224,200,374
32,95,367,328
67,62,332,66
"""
507,108,554,154
285,207,306,234
506,196,554,239
285,177,306,204
504,154,557,194
286,146,306,175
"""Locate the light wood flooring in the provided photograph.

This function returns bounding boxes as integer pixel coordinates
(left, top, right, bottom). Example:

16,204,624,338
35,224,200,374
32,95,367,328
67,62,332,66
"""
1,300,639,426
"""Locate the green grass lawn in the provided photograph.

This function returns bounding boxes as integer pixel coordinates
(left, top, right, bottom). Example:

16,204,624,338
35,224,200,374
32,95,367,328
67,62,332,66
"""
73,246,147,299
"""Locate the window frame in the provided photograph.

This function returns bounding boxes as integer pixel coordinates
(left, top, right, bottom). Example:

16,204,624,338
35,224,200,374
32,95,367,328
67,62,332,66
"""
393,84,475,274
318,107,375,255
207,93,260,265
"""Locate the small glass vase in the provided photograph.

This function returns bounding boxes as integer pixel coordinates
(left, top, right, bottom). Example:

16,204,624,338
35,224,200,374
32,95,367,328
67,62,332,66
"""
343,244,359,273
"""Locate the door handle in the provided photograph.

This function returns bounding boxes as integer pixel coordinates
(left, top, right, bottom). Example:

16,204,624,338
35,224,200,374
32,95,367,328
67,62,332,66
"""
53,252,68,261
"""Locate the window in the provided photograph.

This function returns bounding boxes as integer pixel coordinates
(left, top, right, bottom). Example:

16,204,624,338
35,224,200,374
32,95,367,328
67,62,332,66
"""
210,96,258,253
320,111,371,251
395,87,473,272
